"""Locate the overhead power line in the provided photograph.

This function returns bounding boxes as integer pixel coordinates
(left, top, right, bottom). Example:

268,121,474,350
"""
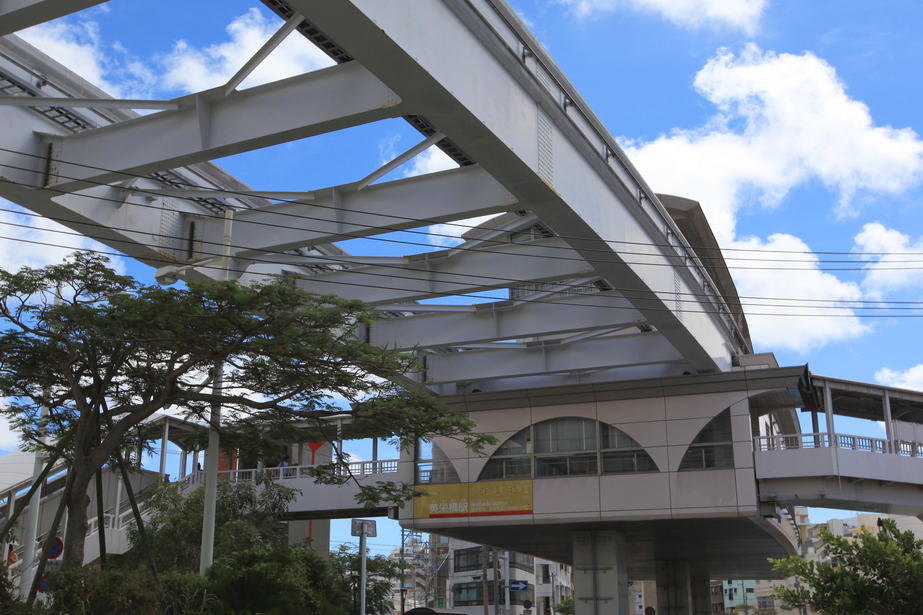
1,146,921,260
0,226,920,319
1,160,922,278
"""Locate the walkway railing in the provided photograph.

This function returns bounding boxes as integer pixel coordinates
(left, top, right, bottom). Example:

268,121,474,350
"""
182,460,399,488
755,432,923,456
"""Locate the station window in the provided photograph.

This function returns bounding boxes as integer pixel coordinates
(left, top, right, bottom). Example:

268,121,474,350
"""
416,438,460,484
478,418,660,480
678,409,735,471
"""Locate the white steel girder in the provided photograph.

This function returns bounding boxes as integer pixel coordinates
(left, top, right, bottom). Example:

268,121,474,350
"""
371,292,644,351
199,165,517,259
281,0,742,374
43,62,402,193
240,236,593,304
411,332,683,385
0,0,753,393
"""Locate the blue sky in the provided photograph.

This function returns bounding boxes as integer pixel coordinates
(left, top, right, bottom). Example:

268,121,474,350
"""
2,0,923,553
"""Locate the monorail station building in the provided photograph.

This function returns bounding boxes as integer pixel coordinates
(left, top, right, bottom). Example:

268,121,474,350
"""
3,2,923,614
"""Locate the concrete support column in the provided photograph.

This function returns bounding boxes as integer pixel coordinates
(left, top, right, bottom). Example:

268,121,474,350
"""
655,561,692,615
573,531,629,615
3,492,12,583
883,391,895,453
159,421,170,478
690,575,711,615
824,385,837,448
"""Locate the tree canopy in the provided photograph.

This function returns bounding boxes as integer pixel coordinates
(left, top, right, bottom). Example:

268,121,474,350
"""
0,252,492,570
772,518,923,615
122,477,300,572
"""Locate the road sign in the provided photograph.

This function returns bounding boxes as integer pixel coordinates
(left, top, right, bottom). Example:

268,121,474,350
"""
437,598,445,608
45,560,63,572
523,599,533,609
509,580,528,591
351,519,377,537
44,537,63,560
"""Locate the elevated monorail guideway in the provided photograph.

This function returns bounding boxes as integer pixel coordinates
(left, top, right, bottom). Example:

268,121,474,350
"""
0,0,750,398
0,1,771,613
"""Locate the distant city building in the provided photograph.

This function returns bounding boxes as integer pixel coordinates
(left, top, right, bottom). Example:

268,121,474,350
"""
388,535,573,615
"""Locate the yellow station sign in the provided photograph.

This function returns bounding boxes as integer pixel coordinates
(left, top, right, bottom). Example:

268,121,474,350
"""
414,480,533,519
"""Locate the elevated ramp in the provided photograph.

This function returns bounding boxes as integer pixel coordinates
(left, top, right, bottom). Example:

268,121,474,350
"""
181,461,402,520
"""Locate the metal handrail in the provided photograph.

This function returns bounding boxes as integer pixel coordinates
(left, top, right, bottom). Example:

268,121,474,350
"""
754,432,917,456
208,460,400,483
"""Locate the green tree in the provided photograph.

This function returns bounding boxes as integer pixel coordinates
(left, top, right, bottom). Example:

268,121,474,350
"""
772,518,923,614
121,478,299,572
207,547,336,615
0,252,493,571
553,597,574,615
328,544,402,615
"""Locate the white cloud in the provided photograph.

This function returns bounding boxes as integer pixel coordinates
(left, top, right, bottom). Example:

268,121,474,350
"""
18,9,334,100
853,223,923,300
876,365,923,392
620,45,923,352
428,215,500,249
159,8,333,94
403,146,458,179
379,134,402,165
730,233,869,353
0,199,122,273
18,20,136,98
0,412,21,453
560,0,767,33
624,44,923,242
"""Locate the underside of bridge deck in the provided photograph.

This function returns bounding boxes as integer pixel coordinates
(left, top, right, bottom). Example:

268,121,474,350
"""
410,516,794,580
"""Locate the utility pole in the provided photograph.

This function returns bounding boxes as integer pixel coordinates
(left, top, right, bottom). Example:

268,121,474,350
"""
199,209,233,576
492,547,500,615
351,520,376,615
481,545,489,615
400,529,407,615
503,552,511,613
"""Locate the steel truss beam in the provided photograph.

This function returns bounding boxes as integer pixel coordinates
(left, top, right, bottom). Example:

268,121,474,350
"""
44,62,402,192
286,0,741,373
0,0,754,391
241,237,592,304
371,292,644,351
424,363,695,395
412,332,682,385
200,164,516,258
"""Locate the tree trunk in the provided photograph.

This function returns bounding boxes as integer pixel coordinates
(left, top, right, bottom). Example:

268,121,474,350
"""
96,467,107,568
61,463,92,570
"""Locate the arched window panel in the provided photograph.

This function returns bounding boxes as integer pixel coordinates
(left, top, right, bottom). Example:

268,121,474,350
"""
495,427,532,456
688,409,733,444
600,424,659,474
535,452,597,477
477,418,661,480
534,417,596,453
416,438,461,484
480,456,532,481
600,424,643,449
678,409,735,471
601,450,659,474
